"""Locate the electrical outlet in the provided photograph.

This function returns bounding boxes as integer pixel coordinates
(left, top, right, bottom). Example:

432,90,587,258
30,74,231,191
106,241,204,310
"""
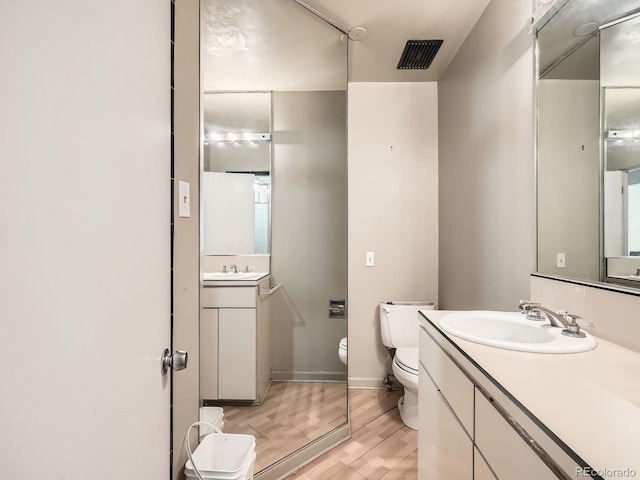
556,252,566,268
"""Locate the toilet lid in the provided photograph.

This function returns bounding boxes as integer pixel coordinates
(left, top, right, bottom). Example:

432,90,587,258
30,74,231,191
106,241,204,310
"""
394,348,419,373
339,337,347,349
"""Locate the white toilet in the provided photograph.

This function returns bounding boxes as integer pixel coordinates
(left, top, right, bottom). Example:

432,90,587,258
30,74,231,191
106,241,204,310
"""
380,301,435,430
338,337,348,365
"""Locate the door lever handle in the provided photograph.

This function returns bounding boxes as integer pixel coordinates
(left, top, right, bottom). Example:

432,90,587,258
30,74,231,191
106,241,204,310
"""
161,348,188,375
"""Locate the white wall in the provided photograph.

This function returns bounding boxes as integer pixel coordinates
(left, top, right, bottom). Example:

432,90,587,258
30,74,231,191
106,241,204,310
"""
348,82,439,388
438,0,536,311
173,0,201,476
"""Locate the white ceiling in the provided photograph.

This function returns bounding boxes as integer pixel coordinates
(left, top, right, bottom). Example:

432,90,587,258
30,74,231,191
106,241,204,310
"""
312,0,491,82
202,0,491,91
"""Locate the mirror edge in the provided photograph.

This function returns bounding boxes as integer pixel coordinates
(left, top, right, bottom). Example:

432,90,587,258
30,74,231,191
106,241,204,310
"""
531,272,640,298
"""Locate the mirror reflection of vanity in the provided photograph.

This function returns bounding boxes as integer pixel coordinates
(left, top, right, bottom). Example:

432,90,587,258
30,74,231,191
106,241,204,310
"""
536,0,640,289
199,0,349,478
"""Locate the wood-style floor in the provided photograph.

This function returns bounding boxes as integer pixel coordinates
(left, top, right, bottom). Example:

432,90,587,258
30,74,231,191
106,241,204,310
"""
222,381,348,472
285,388,417,480
221,383,417,479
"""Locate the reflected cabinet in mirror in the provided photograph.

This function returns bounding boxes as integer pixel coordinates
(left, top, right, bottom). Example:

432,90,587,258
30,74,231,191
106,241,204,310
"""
200,0,349,478
536,0,640,289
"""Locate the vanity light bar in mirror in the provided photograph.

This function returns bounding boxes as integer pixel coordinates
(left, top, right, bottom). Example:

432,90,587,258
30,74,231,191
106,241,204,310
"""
205,132,271,144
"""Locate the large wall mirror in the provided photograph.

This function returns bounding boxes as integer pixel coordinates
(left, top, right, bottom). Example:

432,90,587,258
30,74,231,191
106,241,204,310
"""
200,0,348,478
536,0,640,289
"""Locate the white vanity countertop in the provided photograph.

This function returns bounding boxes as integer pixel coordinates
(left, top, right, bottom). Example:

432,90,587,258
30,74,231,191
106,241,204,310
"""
202,272,270,286
420,310,640,478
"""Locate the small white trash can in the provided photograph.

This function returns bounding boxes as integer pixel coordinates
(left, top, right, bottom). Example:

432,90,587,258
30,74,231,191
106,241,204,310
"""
199,407,225,440
185,433,256,480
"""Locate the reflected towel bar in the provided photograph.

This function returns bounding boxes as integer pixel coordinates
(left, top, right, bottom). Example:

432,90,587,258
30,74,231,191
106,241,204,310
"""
260,283,282,296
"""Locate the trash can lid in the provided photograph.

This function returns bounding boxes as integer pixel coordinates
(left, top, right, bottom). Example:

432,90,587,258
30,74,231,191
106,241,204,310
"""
185,433,255,476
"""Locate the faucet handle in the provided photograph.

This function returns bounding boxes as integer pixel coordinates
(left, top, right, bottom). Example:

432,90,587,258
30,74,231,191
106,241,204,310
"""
558,311,587,338
558,310,580,324
222,265,228,273
518,300,540,312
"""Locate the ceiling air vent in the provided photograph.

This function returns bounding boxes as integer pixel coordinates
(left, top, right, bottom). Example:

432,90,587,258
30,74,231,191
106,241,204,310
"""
397,39,444,70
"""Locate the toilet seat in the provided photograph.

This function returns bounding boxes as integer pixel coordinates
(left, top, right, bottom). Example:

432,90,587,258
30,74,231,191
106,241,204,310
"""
394,347,419,375
339,337,347,350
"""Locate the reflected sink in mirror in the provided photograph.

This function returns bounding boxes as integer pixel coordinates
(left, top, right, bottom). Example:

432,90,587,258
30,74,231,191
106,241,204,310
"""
202,272,268,281
439,311,597,354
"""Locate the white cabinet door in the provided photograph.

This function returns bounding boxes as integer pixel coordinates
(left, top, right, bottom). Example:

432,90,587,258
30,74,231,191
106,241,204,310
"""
200,308,219,400
419,363,473,479
475,392,556,480
218,308,257,400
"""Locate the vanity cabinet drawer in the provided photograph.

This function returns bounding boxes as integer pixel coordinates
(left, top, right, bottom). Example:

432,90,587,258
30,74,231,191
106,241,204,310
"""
419,325,474,436
418,362,473,479
202,286,256,308
475,391,556,480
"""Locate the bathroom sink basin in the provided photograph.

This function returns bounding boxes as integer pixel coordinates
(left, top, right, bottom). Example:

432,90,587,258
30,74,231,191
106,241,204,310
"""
203,272,268,281
439,311,597,354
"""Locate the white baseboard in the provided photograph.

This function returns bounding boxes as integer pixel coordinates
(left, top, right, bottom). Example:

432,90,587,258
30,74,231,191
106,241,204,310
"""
271,370,348,382
347,377,387,389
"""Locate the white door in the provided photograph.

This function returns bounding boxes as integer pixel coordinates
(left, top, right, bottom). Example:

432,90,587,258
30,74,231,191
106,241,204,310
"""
0,2,171,480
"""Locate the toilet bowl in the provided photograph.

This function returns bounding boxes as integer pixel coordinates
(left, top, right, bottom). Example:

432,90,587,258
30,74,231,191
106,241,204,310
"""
391,347,419,430
379,301,435,430
338,337,347,365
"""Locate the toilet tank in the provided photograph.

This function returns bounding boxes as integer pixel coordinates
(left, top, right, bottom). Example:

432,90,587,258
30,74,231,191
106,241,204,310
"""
379,301,435,348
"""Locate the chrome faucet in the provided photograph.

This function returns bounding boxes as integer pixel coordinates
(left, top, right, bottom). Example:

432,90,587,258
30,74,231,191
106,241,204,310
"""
229,264,240,273
518,300,586,338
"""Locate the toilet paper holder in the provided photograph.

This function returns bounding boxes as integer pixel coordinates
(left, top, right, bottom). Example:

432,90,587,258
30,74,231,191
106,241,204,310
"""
329,299,347,318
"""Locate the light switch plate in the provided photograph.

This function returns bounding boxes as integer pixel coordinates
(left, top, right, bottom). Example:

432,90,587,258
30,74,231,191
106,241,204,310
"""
366,251,375,267
178,181,190,218
556,252,565,268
